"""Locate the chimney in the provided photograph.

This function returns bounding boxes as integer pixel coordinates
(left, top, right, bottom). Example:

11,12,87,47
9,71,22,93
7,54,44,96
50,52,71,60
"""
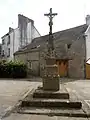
9,27,14,32
86,15,90,25
18,14,34,27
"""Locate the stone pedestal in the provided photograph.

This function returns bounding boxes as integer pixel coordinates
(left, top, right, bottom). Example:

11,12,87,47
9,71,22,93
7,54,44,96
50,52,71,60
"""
43,58,59,91
43,76,59,91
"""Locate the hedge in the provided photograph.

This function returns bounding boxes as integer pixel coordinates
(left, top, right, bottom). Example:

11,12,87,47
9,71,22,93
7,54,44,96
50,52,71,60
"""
0,60,27,78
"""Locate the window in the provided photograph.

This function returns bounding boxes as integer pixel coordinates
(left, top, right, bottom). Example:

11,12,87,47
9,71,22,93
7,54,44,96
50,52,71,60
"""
7,35,10,45
27,61,32,69
67,44,71,49
2,50,4,57
7,48,10,57
2,39,5,45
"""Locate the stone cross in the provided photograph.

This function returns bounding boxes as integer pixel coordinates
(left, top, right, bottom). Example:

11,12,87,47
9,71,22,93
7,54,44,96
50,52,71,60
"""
44,8,57,51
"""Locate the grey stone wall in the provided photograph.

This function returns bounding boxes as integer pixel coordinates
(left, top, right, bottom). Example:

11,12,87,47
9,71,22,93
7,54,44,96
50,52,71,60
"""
68,36,86,78
27,51,40,76
14,53,27,63
28,60,40,76
14,50,40,76
39,35,86,79
18,14,34,47
14,34,86,78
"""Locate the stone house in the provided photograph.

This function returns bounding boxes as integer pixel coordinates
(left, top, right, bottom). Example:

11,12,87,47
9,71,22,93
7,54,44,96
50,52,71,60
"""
14,22,88,79
14,48,40,76
1,14,40,61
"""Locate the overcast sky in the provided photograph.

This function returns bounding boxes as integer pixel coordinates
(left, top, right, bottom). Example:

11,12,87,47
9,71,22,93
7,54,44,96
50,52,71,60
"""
0,0,90,43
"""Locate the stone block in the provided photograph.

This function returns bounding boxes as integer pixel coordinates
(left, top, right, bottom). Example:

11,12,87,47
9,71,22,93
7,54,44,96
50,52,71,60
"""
45,58,56,65
17,108,87,118
33,89,69,99
44,65,58,75
43,77,59,91
21,99,82,109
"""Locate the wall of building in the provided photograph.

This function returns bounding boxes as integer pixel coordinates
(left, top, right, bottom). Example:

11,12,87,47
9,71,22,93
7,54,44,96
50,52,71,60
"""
14,53,27,63
18,14,31,47
31,25,41,40
14,50,40,76
14,34,86,79
8,28,20,61
18,14,40,48
68,36,86,78
27,22,32,44
86,15,90,26
27,51,40,76
1,28,20,61
14,28,20,53
39,35,86,78
7,31,13,61
0,44,2,58
1,14,41,61
2,35,8,59
55,36,86,78
85,26,90,60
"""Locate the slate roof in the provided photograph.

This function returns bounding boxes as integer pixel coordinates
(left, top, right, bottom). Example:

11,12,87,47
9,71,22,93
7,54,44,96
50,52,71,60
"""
14,24,88,55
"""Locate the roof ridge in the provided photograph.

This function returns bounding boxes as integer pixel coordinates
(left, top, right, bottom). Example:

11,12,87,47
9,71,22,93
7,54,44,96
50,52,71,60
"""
32,24,87,41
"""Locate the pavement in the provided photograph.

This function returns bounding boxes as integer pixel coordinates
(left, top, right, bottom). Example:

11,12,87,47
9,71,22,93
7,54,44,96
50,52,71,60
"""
0,79,41,119
0,78,90,120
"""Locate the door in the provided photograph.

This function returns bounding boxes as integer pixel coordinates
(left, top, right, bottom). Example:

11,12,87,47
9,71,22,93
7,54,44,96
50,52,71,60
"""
57,60,68,77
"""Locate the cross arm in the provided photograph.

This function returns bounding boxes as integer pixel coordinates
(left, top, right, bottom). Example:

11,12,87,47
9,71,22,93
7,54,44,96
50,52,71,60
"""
44,13,58,16
52,13,58,16
44,13,50,16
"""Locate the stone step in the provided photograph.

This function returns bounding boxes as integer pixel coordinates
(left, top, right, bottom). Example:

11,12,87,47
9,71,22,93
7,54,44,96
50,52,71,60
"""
33,92,69,99
16,107,88,118
21,99,82,109
33,86,69,99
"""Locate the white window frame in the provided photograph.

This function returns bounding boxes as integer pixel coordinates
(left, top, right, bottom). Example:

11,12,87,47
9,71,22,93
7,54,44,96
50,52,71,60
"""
27,61,32,69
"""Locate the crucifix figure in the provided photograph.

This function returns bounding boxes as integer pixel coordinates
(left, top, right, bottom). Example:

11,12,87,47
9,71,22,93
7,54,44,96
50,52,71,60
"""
44,8,57,52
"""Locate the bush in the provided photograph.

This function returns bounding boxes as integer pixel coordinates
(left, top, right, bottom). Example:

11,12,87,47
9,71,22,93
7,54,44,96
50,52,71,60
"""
0,60,27,78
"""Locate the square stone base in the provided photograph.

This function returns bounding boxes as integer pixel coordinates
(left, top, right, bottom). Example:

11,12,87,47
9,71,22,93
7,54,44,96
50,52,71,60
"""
43,77,59,91
33,88,69,99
